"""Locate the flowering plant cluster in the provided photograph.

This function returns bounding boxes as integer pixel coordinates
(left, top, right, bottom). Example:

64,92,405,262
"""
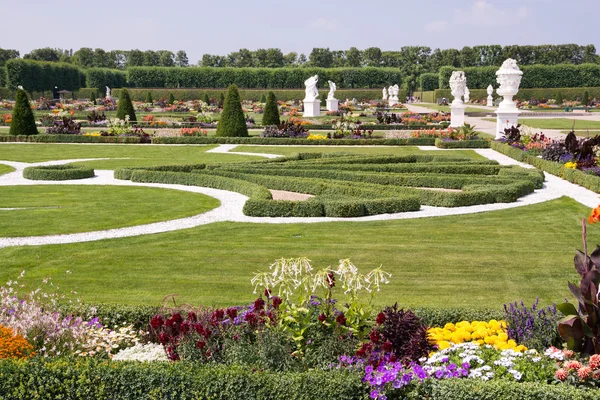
180,127,207,136
112,342,168,362
75,324,143,358
307,133,327,140
427,320,527,352
548,347,600,387
503,299,560,351
0,325,35,359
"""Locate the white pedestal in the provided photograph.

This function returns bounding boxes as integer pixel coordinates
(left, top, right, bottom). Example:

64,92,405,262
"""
303,99,321,117
450,102,466,127
388,96,399,107
326,98,338,112
487,95,494,107
495,109,521,139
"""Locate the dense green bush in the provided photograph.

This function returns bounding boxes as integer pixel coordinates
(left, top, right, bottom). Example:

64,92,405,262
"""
6,59,84,92
262,91,280,126
435,86,600,103
168,92,175,105
126,66,402,89
0,66,6,87
145,91,152,104
23,165,95,181
420,73,439,91
216,85,248,137
9,89,37,136
85,68,127,92
151,137,436,145
0,134,142,143
439,63,600,89
116,88,137,122
434,138,491,148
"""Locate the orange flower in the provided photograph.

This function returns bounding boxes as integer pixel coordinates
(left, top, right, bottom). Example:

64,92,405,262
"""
589,206,600,224
0,325,35,359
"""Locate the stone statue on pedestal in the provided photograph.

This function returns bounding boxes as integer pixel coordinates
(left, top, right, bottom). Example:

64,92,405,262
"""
327,81,337,100
304,75,319,101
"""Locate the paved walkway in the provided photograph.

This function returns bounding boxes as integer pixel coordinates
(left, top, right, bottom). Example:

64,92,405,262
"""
0,145,597,248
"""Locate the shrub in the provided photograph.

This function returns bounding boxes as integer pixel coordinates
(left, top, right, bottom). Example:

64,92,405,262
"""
168,92,175,105
216,84,248,137
23,165,95,180
115,88,137,123
259,93,266,102
582,90,589,106
0,325,34,359
262,91,280,126
145,91,153,104
9,89,37,136
90,91,96,105
202,93,210,104
556,91,563,105
420,73,439,91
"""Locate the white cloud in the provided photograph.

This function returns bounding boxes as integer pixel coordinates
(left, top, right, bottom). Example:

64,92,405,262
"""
425,20,450,33
453,0,529,27
311,18,339,31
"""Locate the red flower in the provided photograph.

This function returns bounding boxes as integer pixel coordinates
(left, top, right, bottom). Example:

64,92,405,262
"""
196,340,206,349
212,308,224,322
202,328,212,339
171,313,182,324
254,298,265,310
336,312,347,326
382,341,393,352
376,312,386,325
187,312,197,322
180,321,190,335
272,296,282,309
245,312,258,325
226,307,238,319
369,330,381,344
264,288,272,298
318,313,327,322
150,315,164,329
327,272,336,287
158,333,169,345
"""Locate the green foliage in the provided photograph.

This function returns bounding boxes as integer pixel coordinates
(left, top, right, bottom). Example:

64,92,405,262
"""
259,93,266,102
219,92,225,106
84,68,126,92
90,91,96,105
582,90,589,106
151,137,435,145
435,138,491,149
6,59,84,92
0,66,6,87
116,88,137,122
22,165,94,180
556,91,564,105
168,92,175,105
9,89,38,136
202,93,210,104
126,66,402,89
145,91,153,104
439,64,600,89
436,87,600,103
0,134,142,144
262,91,280,126
216,85,248,137
420,73,439,91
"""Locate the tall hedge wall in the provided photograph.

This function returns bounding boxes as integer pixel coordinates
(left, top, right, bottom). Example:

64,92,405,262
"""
126,67,402,89
420,73,439,91
439,63,600,89
0,66,6,88
5,59,85,92
434,86,600,102
85,68,127,93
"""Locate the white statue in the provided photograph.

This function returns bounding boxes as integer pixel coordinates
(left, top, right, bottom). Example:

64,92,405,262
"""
388,85,400,106
327,80,337,100
304,75,319,101
449,71,467,105
392,85,399,98
464,86,470,103
486,85,494,107
496,59,523,110
105,86,112,100
17,85,24,91
382,87,388,101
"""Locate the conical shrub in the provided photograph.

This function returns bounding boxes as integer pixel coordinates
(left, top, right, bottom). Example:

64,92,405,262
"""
262,91,280,126
168,93,175,105
203,93,210,105
555,92,563,105
90,91,96,105
216,85,248,137
116,88,137,122
582,91,589,106
145,91,153,104
9,89,37,136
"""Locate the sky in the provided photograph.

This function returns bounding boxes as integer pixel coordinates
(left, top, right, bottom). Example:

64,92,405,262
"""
1,0,598,64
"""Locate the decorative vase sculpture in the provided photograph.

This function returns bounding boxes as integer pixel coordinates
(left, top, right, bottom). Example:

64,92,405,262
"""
494,59,523,139
303,75,320,117
486,85,494,107
326,80,338,112
449,71,467,127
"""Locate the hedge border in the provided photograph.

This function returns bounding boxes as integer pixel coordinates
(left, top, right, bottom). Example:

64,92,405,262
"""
23,165,95,181
151,137,436,146
0,134,143,144
434,138,491,149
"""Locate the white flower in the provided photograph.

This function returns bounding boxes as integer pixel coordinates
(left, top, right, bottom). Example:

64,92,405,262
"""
112,343,168,362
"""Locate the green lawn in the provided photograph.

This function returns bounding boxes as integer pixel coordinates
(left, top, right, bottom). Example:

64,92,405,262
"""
0,185,219,237
483,118,600,130
0,197,592,309
0,144,261,170
416,103,491,114
231,145,486,159
0,163,14,176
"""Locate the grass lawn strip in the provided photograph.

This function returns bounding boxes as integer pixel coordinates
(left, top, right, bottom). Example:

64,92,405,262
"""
0,163,15,176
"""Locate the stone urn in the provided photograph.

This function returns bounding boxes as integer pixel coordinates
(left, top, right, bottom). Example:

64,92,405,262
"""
495,59,522,111
449,71,466,106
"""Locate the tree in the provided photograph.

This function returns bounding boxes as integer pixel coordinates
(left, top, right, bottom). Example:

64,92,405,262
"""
283,52,298,67
264,48,285,68
0,49,19,67
9,89,38,136
24,47,62,62
116,88,137,122
297,54,308,65
582,91,589,106
459,46,478,67
127,50,145,67
168,93,175,105
158,51,175,67
203,93,210,104
262,91,280,126
259,93,266,103
91,91,96,105
346,47,362,67
93,48,110,68
145,91,153,104
362,47,382,66
175,50,189,67
72,48,95,68
143,50,160,66
216,85,248,137
309,48,333,68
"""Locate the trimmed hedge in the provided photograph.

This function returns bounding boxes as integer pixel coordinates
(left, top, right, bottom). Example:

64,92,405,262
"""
0,134,143,144
23,165,95,181
491,141,600,193
435,87,600,103
126,66,402,89
434,138,491,148
6,59,85,92
420,73,439,91
85,68,127,92
439,63,600,89
151,137,436,145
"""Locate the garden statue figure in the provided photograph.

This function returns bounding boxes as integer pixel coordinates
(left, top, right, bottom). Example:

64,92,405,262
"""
327,80,337,100
304,75,319,101
382,87,388,101
106,86,112,100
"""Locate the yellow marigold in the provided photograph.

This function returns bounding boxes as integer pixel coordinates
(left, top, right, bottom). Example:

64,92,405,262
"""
427,319,527,352
0,325,35,359
564,161,577,169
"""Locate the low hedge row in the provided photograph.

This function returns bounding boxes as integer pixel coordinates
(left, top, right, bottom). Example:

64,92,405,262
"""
22,165,95,181
151,137,436,146
302,124,442,131
490,141,600,193
435,86,600,102
434,138,491,149
0,358,596,400
0,134,143,144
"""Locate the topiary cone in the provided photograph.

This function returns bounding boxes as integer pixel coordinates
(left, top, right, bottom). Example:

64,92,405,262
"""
262,91,280,126
9,89,38,136
116,88,137,123
216,85,248,137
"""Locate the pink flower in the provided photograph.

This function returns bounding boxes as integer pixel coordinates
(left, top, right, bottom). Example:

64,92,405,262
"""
566,360,583,370
589,354,600,370
578,366,593,380
555,369,568,381
563,350,574,359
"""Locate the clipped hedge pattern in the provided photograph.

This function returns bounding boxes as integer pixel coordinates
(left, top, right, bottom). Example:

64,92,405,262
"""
0,134,143,144
435,87,600,103
5,59,85,92
151,137,436,145
420,73,439,91
434,138,491,148
23,165,95,181
85,68,127,92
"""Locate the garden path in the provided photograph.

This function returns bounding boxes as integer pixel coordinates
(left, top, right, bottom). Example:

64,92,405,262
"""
0,146,597,248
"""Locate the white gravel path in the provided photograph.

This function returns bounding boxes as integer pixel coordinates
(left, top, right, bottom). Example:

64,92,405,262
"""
0,145,598,248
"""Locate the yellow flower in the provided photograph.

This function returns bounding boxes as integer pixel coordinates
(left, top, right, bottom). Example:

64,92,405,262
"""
564,161,577,169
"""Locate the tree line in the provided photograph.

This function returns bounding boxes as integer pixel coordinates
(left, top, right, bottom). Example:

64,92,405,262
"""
0,44,597,72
